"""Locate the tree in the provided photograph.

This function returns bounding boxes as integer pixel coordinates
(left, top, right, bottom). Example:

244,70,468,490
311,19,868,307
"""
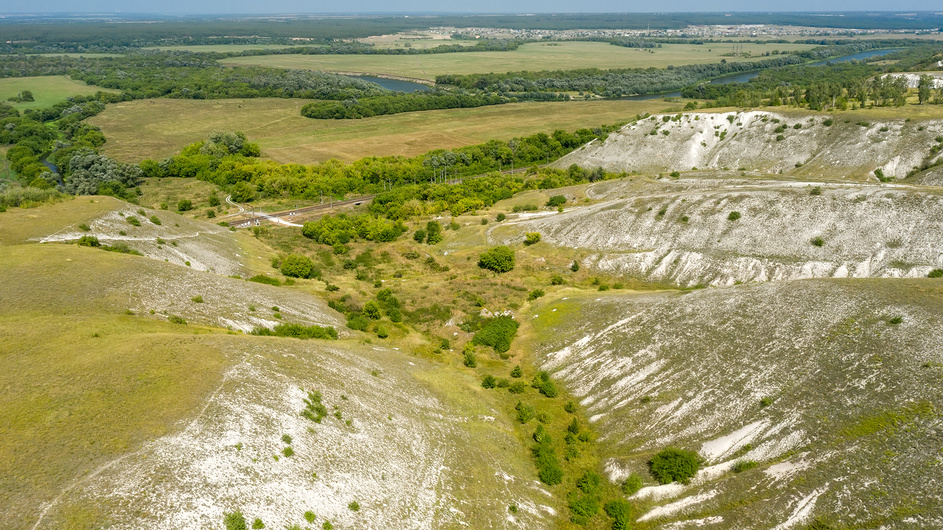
478,246,515,273
64,151,142,196
281,254,318,279
363,300,381,320
918,75,934,105
648,447,702,485
425,220,443,244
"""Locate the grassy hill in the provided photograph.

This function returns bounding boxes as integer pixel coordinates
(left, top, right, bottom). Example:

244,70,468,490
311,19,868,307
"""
526,279,943,527
0,199,561,529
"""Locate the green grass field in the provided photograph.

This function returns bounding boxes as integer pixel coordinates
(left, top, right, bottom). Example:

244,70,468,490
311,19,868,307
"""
89,97,686,165
0,76,119,110
219,41,819,81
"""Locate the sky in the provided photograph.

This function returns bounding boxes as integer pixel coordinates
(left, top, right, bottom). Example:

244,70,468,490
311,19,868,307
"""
3,1,938,15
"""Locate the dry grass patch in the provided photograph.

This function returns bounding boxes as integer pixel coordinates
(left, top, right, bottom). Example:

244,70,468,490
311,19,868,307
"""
90,98,683,164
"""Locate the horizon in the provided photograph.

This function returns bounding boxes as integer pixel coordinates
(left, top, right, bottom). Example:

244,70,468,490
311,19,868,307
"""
2,6,942,16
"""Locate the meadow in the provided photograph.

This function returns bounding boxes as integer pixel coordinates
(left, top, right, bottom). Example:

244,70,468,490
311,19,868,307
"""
89,97,686,165
0,76,119,110
220,41,819,81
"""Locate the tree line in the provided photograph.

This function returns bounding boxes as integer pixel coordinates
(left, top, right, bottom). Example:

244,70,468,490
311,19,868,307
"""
436,41,899,97
682,45,943,109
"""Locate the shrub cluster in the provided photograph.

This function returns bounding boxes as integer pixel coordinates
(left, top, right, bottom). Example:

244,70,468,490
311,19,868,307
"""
648,447,702,485
478,246,515,273
471,316,519,353
301,390,328,423
251,323,338,340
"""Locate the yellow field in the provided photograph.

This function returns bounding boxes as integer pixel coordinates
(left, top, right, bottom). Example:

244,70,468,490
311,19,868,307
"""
0,76,119,110
89,97,687,165
220,41,819,81
358,31,478,50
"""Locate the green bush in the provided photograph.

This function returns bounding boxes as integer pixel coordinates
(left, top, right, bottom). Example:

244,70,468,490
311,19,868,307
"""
168,315,187,325
524,232,542,245
649,447,702,485
251,517,265,529
532,439,563,485
528,289,545,301
413,229,426,243
811,236,824,247
347,314,369,331
576,470,602,495
282,446,294,457
304,511,316,523
251,323,338,340
604,499,633,530
550,274,565,285
810,186,822,196
531,371,558,398
570,260,580,272
463,350,477,368
564,400,577,413
511,365,523,378
223,511,247,530
508,381,527,394
425,221,443,244
478,246,515,273
281,254,319,279
126,215,141,227
472,316,519,353
733,459,758,473
209,195,221,207
569,494,600,524
248,274,281,286
727,211,741,221
496,213,506,222
301,390,328,423
363,300,382,320
206,209,216,218
77,235,100,247
546,195,566,208
348,501,360,512
376,325,389,338
177,199,193,212
482,375,497,388
515,401,536,423
621,473,643,495
928,269,943,278
567,417,580,434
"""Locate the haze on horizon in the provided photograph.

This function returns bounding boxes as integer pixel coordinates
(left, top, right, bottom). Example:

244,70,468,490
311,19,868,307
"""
1,1,938,16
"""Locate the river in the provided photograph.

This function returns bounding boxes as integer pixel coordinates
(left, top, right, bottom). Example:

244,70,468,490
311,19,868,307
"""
621,48,900,101
352,75,431,93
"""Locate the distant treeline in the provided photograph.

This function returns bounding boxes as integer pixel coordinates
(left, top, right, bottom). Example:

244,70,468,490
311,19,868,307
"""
300,93,508,119
230,39,523,56
2,13,942,52
147,123,624,205
0,52,386,101
436,40,920,98
682,45,943,109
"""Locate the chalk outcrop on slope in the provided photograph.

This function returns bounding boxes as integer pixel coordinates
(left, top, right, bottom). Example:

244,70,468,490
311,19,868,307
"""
491,179,943,287
555,110,943,179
